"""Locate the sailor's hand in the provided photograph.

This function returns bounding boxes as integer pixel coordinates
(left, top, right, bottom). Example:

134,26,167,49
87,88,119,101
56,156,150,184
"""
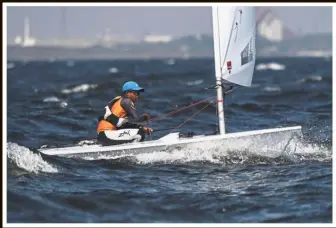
143,127,153,134
143,113,150,121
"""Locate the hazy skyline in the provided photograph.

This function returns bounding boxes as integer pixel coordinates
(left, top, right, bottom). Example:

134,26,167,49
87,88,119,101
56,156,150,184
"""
6,6,332,40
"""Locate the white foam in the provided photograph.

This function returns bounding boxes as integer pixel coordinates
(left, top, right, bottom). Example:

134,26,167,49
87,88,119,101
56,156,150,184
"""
256,64,267,71
61,83,98,94
108,67,119,74
186,79,204,86
7,62,15,69
262,86,281,92
135,133,331,165
59,101,68,108
165,58,175,65
256,62,286,71
77,131,331,165
134,134,283,164
43,96,68,107
296,75,323,84
43,96,60,102
309,75,323,81
135,147,222,164
66,60,75,67
294,140,331,155
77,140,96,146
7,142,58,174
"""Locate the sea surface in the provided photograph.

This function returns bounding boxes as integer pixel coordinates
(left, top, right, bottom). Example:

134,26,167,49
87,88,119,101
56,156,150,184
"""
6,57,332,223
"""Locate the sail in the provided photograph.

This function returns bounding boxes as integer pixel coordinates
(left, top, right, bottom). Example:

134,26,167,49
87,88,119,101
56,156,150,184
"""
213,6,256,87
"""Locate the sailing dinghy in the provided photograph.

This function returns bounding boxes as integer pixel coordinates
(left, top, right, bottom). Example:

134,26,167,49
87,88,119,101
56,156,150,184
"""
39,6,302,158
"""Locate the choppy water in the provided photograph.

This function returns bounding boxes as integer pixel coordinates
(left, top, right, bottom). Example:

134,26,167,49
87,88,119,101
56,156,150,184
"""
6,57,332,223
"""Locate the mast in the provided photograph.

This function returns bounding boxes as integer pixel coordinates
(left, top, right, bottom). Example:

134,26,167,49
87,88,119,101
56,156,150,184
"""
212,6,225,135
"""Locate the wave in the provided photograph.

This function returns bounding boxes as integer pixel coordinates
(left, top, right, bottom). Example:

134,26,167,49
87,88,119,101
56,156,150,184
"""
7,142,58,174
108,67,119,74
61,83,98,94
262,86,281,92
66,60,75,67
186,79,204,86
256,62,286,71
43,96,68,108
43,96,60,102
164,59,175,65
296,75,323,84
7,62,15,70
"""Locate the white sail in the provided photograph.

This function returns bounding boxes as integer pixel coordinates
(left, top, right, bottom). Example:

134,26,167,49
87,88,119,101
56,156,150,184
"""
214,6,256,87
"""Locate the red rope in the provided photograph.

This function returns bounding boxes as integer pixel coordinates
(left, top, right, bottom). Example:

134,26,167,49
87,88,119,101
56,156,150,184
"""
141,87,235,131
144,95,217,123
167,87,235,131
169,101,214,132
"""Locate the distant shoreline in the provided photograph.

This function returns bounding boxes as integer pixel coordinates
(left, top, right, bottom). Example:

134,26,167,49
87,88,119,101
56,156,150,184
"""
6,55,331,62
7,33,332,61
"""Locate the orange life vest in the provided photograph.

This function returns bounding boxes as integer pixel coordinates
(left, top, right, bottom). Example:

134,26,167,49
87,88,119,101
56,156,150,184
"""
96,96,127,133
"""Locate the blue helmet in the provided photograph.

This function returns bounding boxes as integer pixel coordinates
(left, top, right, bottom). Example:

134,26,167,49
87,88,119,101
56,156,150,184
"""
122,81,145,93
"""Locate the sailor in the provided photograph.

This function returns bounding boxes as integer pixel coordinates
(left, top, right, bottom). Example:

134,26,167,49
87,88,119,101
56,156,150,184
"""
96,81,153,145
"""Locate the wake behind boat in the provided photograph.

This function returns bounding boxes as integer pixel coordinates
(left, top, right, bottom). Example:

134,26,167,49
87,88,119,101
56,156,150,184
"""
38,6,302,158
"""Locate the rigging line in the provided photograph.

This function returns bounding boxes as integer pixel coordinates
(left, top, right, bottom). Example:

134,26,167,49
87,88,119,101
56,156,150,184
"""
170,101,215,133
220,7,238,71
140,84,240,126
224,84,241,95
172,83,241,132
142,95,217,124
149,96,216,122
216,6,222,73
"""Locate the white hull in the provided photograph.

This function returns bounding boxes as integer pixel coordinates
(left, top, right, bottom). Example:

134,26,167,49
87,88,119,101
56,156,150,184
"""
38,126,302,158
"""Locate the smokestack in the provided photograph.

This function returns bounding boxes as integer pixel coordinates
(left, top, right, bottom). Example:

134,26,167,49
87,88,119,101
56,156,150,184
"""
24,17,30,41
61,7,67,39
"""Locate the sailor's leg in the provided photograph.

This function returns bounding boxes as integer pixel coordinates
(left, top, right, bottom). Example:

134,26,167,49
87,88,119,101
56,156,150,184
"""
97,129,142,146
137,127,146,142
118,123,146,142
97,131,122,146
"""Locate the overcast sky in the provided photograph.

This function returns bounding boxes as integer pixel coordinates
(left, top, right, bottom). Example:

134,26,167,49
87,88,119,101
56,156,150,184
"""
6,6,332,40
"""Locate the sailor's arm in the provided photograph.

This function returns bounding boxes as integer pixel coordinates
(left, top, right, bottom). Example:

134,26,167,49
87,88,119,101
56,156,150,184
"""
121,98,148,123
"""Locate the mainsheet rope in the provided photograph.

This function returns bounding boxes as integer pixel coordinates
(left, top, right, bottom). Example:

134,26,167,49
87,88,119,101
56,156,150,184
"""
141,85,239,132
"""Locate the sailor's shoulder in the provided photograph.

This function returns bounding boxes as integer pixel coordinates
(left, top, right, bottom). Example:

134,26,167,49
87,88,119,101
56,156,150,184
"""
108,96,122,104
121,97,136,110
